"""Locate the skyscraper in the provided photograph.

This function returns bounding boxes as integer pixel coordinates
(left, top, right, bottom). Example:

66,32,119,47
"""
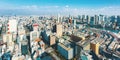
117,15,120,26
90,17,94,26
7,19,17,34
94,15,99,25
3,34,12,43
57,14,61,23
30,31,39,41
50,35,56,45
56,23,62,37
86,15,90,24
99,15,104,25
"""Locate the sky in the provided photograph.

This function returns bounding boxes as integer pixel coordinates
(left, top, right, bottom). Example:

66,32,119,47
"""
0,0,120,16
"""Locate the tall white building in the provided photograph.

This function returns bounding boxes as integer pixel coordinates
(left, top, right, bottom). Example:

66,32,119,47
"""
3,34,13,43
7,19,17,34
30,31,39,41
57,14,60,23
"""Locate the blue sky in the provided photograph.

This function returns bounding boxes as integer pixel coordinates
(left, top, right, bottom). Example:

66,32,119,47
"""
0,0,120,15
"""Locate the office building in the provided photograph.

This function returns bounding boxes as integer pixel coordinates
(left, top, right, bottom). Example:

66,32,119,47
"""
41,30,51,43
90,42,100,55
3,34,13,43
117,15,120,26
90,17,94,26
31,38,45,59
99,15,104,25
69,18,72,24
78,15,81,20
72,19,76,27
56,24,62,37
86,15,90,24
57,41,73,59
52,24,56,32
57,14,60,23
18,25,26,35
50,35,56,45
33,23,39,31
18,30,26,35
94,15,99,25
21,39,28,55
7,19,17,34
3,33,15,53
30,31,39,41
82,15,85,23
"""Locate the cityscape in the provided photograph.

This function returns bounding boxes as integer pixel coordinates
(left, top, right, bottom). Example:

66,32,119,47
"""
0,0,120,60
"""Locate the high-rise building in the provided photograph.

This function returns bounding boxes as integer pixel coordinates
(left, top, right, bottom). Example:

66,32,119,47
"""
18,25,26,35
94,15,99,25
56,24,62,37
110,16,116,22
113,20,117,29
69,18,72,24
21,38,28,55
0,24,2,34
90,42,100,55
30,31,39,41
7,19,17,34
3,34,13,43
41,30,51,43
73,19,76,28
57,14,60,23
78,15,81,20
82,15,85,23
52,24,56,33
57,41,73,59
50,35,56,45
90,17,94,26
86,15,90,24
3,33,15,52
33,23,39,31
99,15,105,27
117,15,120,26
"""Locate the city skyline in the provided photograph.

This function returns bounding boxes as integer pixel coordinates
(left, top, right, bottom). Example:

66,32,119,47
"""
0,0,120,15
0,10,120,60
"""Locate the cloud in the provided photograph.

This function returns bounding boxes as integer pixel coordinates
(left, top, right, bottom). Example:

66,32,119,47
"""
0,5,120,16
21,5,38,9
65,6,120,15
65,5,69,8
96,6,120,15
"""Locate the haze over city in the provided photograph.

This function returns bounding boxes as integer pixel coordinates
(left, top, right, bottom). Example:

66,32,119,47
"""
0,0,120,15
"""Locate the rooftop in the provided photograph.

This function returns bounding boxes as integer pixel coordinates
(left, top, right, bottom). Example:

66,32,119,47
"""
58,40,72,51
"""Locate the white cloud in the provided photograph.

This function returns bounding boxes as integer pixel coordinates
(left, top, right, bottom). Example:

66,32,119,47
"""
65,5,69,8
0,5,120,16
61,6,120,16
24,5,38,9
15,5,39,10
